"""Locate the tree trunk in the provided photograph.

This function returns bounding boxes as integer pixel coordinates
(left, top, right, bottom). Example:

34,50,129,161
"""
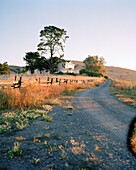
50,49,53,74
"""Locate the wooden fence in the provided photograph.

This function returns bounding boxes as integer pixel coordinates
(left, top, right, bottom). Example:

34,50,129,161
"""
0,75,98,89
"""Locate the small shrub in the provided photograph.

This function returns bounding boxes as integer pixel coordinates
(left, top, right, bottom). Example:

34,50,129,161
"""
95,83,100,87
47,98,62,106
52,134,62,140
0,124,11,134
79,69,87,75
87,72,103,77
80,69,104,77
8,142,22,158
64,105,74,110
42,105,53,111
104,75,108,79
55,71,64,75
45,133,50,138
16,119,29,130
65,72,77,76
16,136,26,141
31,157,40,165
42,114,53,122
67,113,73,116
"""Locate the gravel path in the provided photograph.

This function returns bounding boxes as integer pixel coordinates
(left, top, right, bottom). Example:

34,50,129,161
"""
0,79,136,169
73,79,136,169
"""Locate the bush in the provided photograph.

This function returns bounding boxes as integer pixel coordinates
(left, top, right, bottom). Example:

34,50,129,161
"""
55,71,64,75
79,69,87,75
104,75,108,79
65,72,77,76
55,72,77,76
79,69,103,77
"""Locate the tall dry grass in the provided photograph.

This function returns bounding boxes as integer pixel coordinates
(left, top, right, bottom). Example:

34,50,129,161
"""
112,79,136,91
110,79,136,107
0,77,105,110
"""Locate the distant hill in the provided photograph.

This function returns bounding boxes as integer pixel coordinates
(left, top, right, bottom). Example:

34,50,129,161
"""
70,60,85,71
106,66,136,82
9,62,136,82
9,65,25,73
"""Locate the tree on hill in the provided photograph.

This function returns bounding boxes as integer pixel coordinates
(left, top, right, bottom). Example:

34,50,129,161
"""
23,52,41,74
37,25,69,73
83,55,106,74
0,62,10,74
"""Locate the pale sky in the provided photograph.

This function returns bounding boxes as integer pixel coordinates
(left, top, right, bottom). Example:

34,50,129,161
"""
0,0,136,70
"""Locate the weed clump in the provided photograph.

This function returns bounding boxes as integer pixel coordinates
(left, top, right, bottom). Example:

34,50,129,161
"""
8,142,22,158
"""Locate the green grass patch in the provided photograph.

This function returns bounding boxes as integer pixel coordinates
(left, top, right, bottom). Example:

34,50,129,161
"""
63,90,77,96
67,113,73,116
95,83,100,87
0,109,46,133
8,142,22,158
52,134,62,140
42,114,53,122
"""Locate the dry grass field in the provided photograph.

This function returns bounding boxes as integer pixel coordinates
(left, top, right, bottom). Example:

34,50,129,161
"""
0,74,105,110
110,79,136,108
106,66,136,82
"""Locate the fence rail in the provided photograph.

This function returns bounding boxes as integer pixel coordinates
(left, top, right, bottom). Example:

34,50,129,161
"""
0,74,99,89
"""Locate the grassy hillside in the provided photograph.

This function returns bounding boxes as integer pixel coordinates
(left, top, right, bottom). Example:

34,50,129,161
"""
106,66,136,82
71,61,136,82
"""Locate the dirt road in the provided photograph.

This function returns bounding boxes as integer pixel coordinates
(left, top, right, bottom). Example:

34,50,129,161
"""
73,79,136,168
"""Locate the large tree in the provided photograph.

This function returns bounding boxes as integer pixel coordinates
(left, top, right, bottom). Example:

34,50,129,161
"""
0,62,10,75
23,52,41,73
23,52,61,74
83,55,106,73
37,25,69,73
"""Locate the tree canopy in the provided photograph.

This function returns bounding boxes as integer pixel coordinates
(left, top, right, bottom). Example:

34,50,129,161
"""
83,55,106,73
23,51,61,73
0,62,10,75
23,52,41,73
37,25,69,73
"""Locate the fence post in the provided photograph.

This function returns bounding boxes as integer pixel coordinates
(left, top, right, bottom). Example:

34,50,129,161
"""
51,78,53,85
47,77,49,81
39,78,40,84
19,76,22,88
56,78,58,83
20,76,22,84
